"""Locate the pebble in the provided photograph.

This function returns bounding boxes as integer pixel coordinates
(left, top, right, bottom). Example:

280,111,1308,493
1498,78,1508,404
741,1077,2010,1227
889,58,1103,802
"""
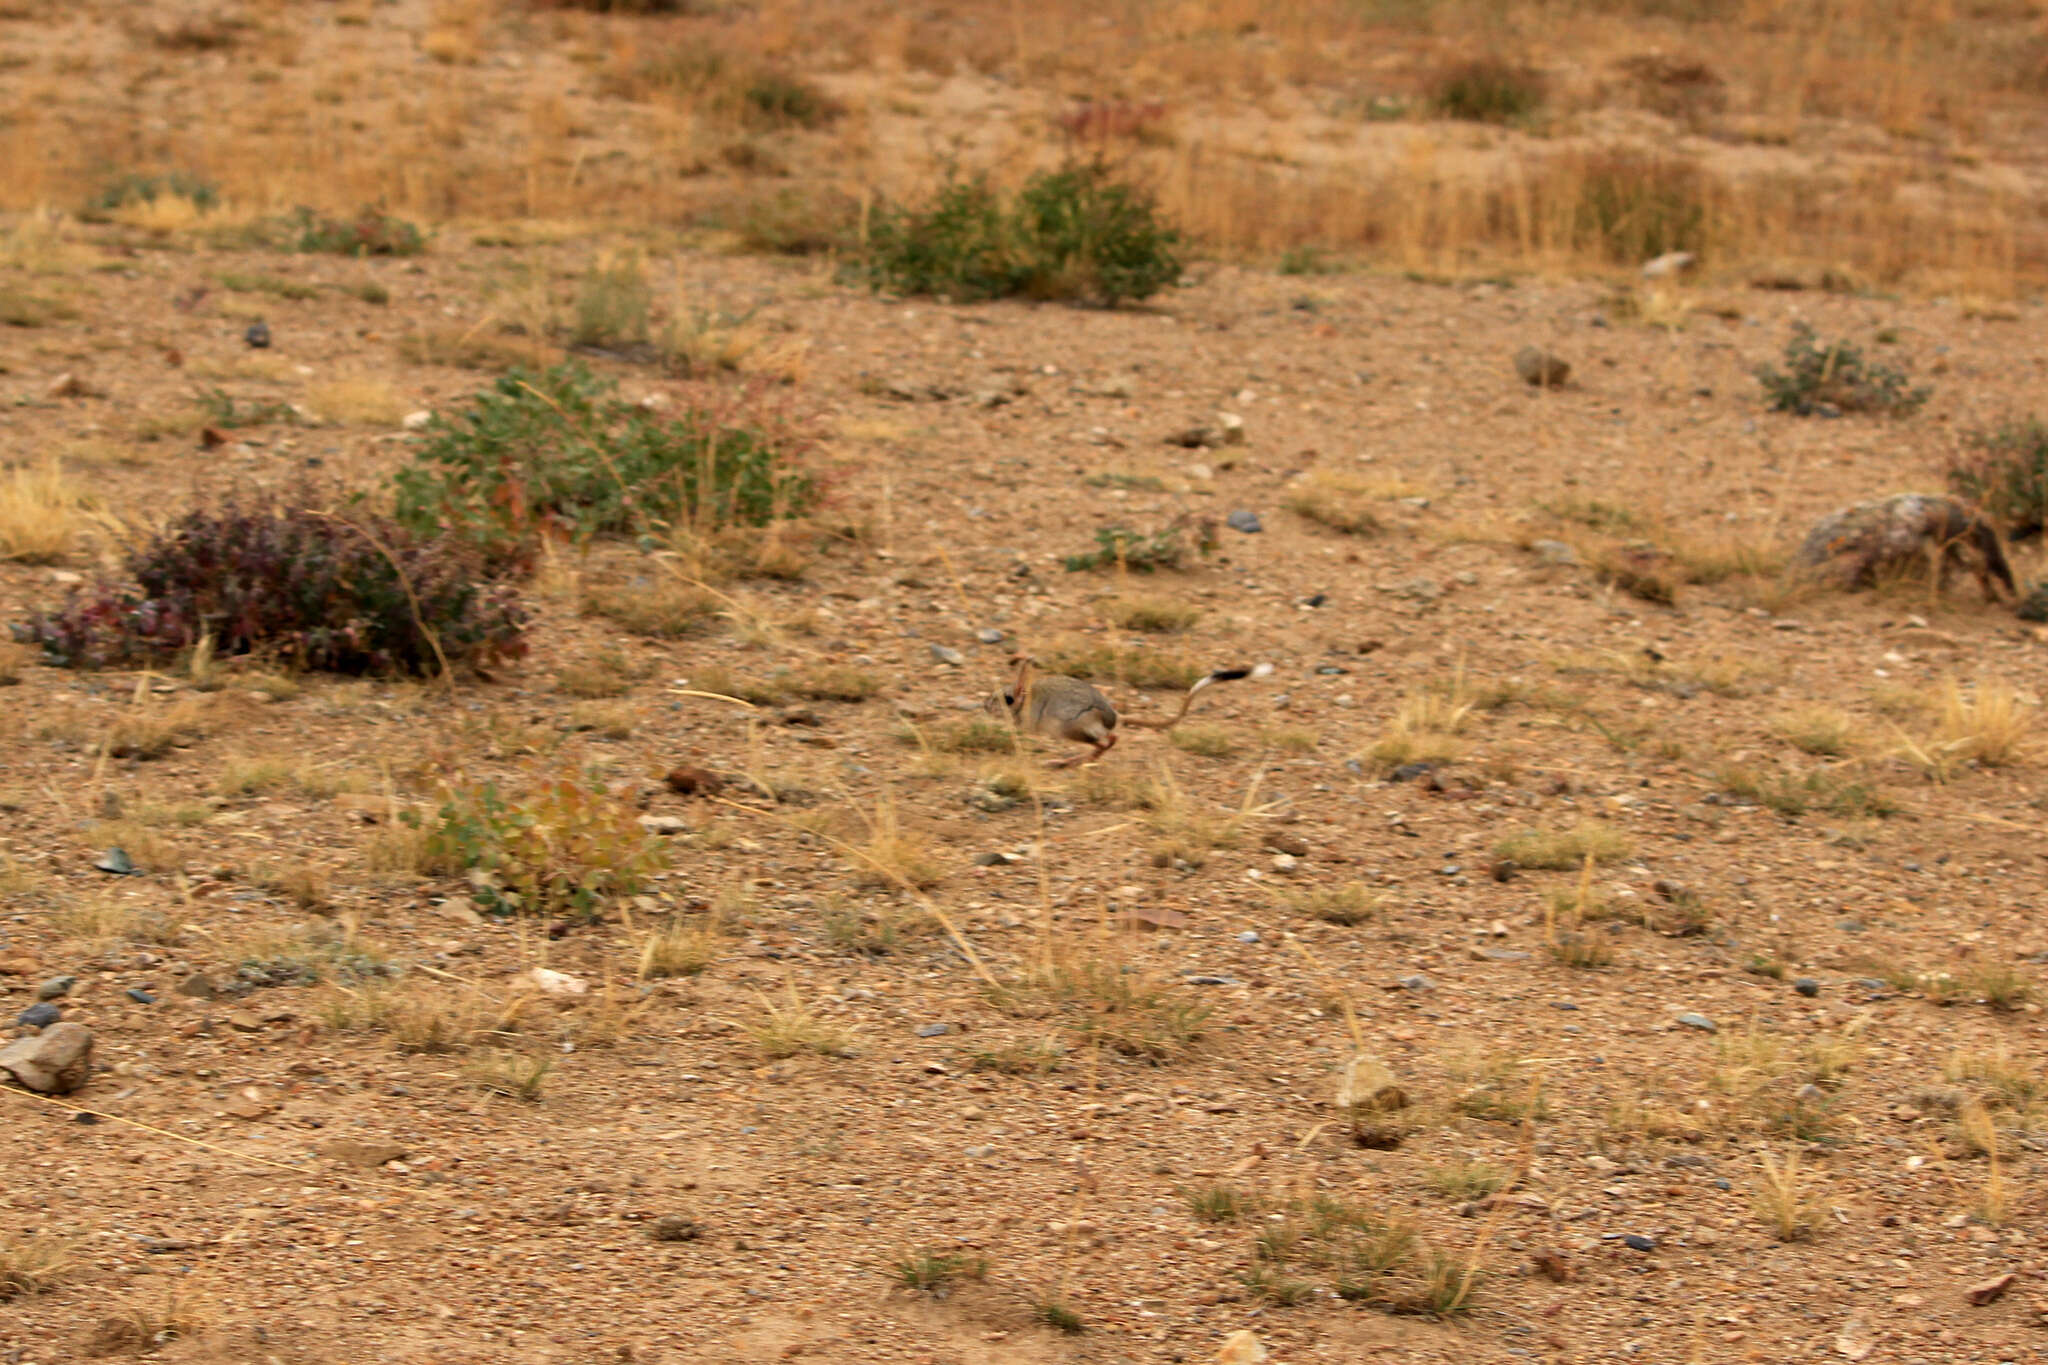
35,976,75,1001
663,766,723,796
929,644,965,666
16,1002,60,1028
1269,853,1299,874
125,987,156,1004
1185,975,1240,987
402,410,432,430
94,847,137,876
1531,538,1581,567
976,628,1003,645
1676,1012,1717,1033
1794,977,1821,997
1225,509,1262,534
244,320,271,348
973,850,1018,866
526,967,587,997
1389,762,1434,782
1263,832,1310,857
318,1139,408,1168
649,1215,703,1243
915,1023,952,1037
0,1021,93,1093
176,972,220,1000
1237,931,1261,944
1400,974,1433,992
1620,1233,1656,1253
963,1144,995,1159
1641,250,1696,279
637,815,689,836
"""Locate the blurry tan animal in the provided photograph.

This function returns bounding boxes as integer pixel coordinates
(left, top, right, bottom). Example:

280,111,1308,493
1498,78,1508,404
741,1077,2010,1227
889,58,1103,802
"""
983,655,1263,767
1792,493,2016,603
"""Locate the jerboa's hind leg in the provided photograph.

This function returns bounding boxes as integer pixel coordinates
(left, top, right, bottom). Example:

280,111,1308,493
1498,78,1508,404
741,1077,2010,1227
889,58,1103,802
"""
1046,728,1117,769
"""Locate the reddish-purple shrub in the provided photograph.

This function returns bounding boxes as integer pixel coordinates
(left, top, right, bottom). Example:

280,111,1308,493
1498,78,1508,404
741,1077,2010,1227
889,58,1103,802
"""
16,496,526,676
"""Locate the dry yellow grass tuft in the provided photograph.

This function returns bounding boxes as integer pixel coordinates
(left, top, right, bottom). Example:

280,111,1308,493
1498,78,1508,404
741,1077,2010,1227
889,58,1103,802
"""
0,458,103,563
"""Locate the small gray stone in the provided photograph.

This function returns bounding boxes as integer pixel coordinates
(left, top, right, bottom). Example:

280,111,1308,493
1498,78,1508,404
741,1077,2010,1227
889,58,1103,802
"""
0,1021,93,1094
1389,762,1434,782
915,1023,953,1038
973,851,1017,867
1184,974,1240,987
1530,539,1581,567
245,320,271,349
35,976,75,1001
125,987,156,1005
637,815,689,836
1400,974,1433,992
1225,509,1263,534
1620,1233,1656,1253
16,1003,60,1028
1480,949,1531,962
976,628,1003,645
1793,977,1820,998
963,1144,995,1159
1675,1012,1717,1033
929,644,965,666
1236,931,1261,944
1514,346,1570,388
94,847,136,876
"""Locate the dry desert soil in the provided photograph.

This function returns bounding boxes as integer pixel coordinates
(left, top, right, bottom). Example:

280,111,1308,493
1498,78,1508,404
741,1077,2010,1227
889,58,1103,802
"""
6,3,2048,1365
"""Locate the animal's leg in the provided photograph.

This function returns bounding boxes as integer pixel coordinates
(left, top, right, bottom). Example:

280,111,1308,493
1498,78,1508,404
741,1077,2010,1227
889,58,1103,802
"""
1045,731,1117,769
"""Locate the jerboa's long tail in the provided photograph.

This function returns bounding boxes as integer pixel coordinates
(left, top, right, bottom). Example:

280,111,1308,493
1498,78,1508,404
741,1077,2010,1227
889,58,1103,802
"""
1123,663,1271,730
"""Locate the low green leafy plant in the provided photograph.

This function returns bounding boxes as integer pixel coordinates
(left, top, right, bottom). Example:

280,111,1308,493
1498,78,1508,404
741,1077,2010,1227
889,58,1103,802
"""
1757,324,1930,416
393,361,816,573
16,495,525,676
1063,521,1212,573
412,771,666,919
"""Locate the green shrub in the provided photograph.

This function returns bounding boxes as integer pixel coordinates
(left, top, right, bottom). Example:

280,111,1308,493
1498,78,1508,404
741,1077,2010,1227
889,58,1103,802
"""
1948,417,2048,540
865,175,1020,302
1429,56,1546,122
16,495,525,676
284,207,426,257
393,362,815,573
865,160,1182,306
1010,162,1184,305
85,171,220,216
412,772,665,919
1757,324,1930,417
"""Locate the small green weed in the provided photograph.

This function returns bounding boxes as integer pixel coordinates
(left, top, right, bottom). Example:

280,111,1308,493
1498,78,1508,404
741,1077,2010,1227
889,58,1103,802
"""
1757,324,1929,416
412,770,667,919
893,1250,987,1293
